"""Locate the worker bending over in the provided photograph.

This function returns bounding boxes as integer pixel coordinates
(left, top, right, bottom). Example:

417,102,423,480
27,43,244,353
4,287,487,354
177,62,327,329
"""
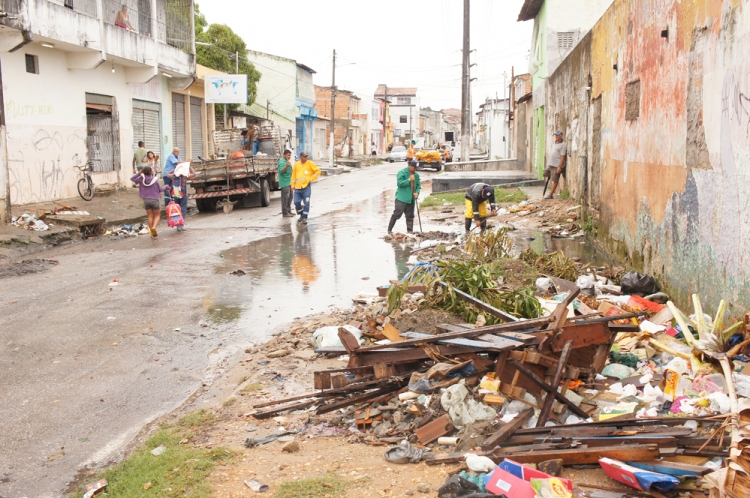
464,183,497,232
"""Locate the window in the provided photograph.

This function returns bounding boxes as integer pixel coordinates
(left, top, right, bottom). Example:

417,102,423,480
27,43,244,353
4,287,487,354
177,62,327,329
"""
25,54,38,74
396,97,411,105
625,80,641,121
372,107,379,119
399,115,408,123
557,32,574,49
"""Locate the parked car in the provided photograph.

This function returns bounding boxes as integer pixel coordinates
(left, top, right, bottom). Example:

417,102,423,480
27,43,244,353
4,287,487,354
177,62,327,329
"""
389,145,407,163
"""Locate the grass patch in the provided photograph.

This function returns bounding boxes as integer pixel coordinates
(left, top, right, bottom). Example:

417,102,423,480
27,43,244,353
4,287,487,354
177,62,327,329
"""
274,474,350,498
237,375,249,386
70,410,228,498
560,189,571,200
420,187,527,208
241,382,263,393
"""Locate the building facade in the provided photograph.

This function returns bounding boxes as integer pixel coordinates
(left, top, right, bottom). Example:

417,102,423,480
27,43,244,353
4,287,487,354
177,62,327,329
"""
477,99,510,159
518,0,613,178
313,85,362,158
419,109,443,148
0,0,196,219
374,85,419,144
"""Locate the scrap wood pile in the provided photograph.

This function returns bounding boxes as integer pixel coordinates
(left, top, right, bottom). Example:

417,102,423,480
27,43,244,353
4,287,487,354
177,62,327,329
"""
246,224,750,496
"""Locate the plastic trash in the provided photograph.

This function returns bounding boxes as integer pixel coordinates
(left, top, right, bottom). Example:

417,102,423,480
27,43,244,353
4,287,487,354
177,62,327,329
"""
708,392,731,413
384,441,424,464
664,357,689,375
310,325,362,349
691,375,726,394
620,271,660,296
466,454,497,473
244,430,296,447
438,475,493,498
441,384,497,428
535,277,554,293
601,363,635,380
244,480,269,492
600,284,623,295
599,458,681,491
575,275,597,295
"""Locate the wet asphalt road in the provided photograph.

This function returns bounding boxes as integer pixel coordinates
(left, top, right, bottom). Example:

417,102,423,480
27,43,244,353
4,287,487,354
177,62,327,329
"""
0,162,429,498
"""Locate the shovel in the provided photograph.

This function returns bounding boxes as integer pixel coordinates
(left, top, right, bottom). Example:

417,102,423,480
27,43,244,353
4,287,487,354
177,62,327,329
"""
411,178,423,232
222,161,237,214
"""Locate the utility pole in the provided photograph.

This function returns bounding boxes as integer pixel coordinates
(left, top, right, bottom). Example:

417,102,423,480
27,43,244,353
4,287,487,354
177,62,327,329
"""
460,0,471,162
329,49,336,166
267,99,270,120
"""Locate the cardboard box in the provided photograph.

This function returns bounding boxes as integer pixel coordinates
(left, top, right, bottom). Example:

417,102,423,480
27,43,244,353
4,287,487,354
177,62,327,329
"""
485,466,537,498
496,459,573,491
599,457,681,491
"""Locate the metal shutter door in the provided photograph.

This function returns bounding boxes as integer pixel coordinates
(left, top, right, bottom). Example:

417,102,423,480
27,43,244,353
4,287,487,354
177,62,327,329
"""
132,108,145,150
143,109,161,155
190,97,203,158
172,94,186,152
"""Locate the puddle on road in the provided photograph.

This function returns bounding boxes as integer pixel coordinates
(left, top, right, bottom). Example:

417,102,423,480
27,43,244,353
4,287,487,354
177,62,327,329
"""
202,191,421,341
203,193,614,342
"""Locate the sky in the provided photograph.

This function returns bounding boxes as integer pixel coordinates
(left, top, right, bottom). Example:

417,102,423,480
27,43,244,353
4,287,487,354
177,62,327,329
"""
199,0,533,112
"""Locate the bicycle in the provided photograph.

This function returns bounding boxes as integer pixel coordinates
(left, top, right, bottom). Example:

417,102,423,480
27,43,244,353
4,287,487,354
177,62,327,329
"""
75,161,96,201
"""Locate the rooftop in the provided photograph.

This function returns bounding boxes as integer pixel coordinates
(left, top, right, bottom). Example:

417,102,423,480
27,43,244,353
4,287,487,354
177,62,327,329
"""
517,0,545,21
374,85,417,97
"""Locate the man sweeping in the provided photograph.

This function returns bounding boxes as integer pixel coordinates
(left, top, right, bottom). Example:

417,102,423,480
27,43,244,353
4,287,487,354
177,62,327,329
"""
464,183,497,232
388,159,421,234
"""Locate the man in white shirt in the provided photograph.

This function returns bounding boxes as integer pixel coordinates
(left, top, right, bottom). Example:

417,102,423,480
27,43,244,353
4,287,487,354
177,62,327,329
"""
545,131,567,199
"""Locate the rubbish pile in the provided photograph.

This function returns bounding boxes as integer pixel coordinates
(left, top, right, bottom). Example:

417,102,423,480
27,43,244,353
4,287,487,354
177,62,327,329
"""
105,223,149,237
243,225,750,496
11,212,49,231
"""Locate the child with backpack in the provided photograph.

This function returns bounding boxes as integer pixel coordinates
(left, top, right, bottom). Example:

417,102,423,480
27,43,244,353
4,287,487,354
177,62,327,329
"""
130,166,170,237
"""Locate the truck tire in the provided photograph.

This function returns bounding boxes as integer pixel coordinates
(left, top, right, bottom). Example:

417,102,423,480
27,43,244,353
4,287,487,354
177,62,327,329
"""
196,197,218,213
260,178,271,207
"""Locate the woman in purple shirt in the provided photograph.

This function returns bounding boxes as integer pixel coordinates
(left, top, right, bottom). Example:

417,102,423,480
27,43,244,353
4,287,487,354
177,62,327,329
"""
131,166,170,237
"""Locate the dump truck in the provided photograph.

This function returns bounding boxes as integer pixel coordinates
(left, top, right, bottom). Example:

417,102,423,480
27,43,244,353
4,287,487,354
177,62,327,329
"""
415,149,443,171
187,126,283,213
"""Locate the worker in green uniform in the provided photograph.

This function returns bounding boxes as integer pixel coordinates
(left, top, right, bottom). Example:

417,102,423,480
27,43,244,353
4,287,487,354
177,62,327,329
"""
388,159,421,234
278,149,294,217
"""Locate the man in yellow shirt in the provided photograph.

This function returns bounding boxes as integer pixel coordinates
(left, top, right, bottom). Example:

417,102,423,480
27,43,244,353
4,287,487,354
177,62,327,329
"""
291,151,321,224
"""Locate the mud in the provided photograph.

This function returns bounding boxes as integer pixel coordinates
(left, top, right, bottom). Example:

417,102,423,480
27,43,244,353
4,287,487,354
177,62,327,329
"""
0,258,58,278
390,309,463,335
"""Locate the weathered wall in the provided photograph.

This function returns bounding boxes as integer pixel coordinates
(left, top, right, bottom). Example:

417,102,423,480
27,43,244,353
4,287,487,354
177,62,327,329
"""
546,31,593,201
550,0,750,313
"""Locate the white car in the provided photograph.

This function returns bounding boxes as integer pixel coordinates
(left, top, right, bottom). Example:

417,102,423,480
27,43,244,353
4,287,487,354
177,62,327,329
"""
389,145,407,163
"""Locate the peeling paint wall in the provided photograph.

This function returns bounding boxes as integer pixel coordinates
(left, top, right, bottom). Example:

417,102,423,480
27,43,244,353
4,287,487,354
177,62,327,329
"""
550,0,750,313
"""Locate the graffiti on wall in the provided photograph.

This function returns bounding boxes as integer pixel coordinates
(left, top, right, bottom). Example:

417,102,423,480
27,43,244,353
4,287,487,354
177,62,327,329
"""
8,126,87,205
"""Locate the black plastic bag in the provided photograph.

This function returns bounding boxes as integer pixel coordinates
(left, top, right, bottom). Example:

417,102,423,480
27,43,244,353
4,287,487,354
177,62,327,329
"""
438,475,503,498
620,271,659,296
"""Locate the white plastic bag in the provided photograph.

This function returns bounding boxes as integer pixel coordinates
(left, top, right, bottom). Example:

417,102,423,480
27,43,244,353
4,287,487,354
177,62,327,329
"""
466,454,497,473
440,384,496,428
310,325,363,349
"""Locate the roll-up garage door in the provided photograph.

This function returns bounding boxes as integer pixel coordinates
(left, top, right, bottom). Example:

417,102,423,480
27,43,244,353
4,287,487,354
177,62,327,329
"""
172,93,186,152
132,99,162,155
190,96,203,159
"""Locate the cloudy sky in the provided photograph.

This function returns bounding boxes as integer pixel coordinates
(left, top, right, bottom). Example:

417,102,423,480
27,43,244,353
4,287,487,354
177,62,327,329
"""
199,0,533,112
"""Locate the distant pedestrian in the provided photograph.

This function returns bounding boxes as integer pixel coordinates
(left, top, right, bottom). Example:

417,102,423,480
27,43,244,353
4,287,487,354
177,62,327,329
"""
142,150,160,173
131,166,170,238
278,149,295,217
407,142,415,163
464,183,497,232
163,147,194,231
388,159,421,234
133,141,147,173
371,143,377,156
291,151,321,224
545,131,566,199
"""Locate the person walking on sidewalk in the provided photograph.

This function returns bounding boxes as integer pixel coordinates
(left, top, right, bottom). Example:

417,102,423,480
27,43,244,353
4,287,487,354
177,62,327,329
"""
131,166,170,237
133,141,147,173
545,131,567,199
388,159,421,234
163,147,194,231
464,183,497,232
278,149,294,217
291,151,320,224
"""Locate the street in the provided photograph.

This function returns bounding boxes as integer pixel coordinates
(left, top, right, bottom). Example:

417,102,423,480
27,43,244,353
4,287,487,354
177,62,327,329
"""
0,163,425,497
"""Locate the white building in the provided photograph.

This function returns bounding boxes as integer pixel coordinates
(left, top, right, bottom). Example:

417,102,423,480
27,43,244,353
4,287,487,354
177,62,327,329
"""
478,99,511,159
419,109,443,148
0,0,196,218
374,85,419,144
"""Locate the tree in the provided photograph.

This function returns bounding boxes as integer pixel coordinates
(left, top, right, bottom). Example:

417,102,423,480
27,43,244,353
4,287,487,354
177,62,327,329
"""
194,4,261,108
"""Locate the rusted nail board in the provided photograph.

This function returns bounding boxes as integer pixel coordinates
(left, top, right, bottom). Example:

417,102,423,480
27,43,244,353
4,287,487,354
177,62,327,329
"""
414,414,454,445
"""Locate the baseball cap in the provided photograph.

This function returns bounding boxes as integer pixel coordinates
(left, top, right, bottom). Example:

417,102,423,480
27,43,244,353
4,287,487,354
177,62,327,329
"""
554,131,563,136
408,159,418,166
300,151,309,157
482,185,494,198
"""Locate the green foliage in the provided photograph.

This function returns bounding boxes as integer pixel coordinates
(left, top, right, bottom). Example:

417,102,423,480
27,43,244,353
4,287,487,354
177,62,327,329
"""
70,410,229,497
560,189,571,200
274,474,352,498
420,187,527,208
194,4,261,111
582,216,597,235
465,227,512,262
519,249,579,281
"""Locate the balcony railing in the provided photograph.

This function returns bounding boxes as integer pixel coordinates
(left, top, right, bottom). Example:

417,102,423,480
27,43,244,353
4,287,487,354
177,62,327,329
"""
47,0,98,18
101,0,192,52
103,0,152,37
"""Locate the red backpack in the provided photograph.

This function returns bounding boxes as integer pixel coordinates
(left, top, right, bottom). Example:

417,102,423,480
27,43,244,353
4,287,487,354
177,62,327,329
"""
166,200,184,227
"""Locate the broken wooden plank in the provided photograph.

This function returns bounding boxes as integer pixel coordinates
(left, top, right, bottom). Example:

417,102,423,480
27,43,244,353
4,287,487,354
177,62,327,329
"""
481,407,534,450
546,287,581,331
382,323,404,342
400,331,521,351
338,327,361,353
507,359,589,419
550,321,614,351
441,282,518,322
316,381,407,415
251,399,319,419
489,443,660,466
415,414,454,445
537,339,573,427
